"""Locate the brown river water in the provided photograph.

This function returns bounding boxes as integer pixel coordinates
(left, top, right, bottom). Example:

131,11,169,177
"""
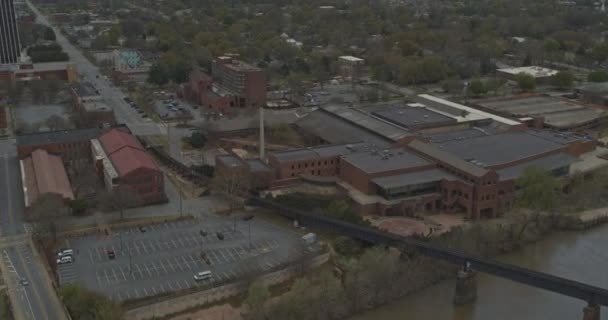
350,224,608,320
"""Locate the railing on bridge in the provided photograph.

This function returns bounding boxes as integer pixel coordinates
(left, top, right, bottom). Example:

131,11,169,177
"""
248,197,608,307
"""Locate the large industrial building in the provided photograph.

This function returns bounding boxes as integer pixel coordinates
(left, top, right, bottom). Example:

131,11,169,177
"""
268,95,598,219
92,128,166,205
472,94,608,130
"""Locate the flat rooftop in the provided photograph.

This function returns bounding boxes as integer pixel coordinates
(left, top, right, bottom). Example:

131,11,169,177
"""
432,131,565,168
372,104,456,129
339,55,364,62
217,155,244,167
83,100,112,112
245,159,272,172
295,110,393,147
321,105,412,141
497,153,579,181
271,142,374,162
17,128,101,146
341,149,431,174
475,95,606,129
372,168,461,190
415,94,521,126
497,66,558,78
71,82,99,98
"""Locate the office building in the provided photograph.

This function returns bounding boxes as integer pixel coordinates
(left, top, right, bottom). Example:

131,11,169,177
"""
0,0,21,64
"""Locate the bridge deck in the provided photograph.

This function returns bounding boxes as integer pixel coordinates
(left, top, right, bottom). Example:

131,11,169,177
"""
249,197,608,306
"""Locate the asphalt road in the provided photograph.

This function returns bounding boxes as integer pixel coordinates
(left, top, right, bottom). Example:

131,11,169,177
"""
25,0,163,137
0,140,68,320
56,214,305,302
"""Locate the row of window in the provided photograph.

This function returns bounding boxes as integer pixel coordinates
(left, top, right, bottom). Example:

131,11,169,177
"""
290,158,339,170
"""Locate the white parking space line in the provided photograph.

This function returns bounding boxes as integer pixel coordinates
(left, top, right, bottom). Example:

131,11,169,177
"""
168,282,174,290
143,288,149,296
171,239,178,249
229,270,238,278
119,267,127,280
177,237,186,247
117,292,123,301
181,256,192,270
95,248,103,261
159,259,169,274
88,250,94,263
151,286,157,295
143,263,152,277
134,242,142,255
182,279,190,288
171,257,182,271
134,288,140,298
175,281,182,290
160,283,165,292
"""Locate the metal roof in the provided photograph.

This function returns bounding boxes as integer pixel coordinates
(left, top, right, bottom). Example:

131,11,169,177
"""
271,142,374,162
341,149,431,174
407,140,490,177
372,105,456,129
432,131,564,168
497,153,580,181
372,168,461,190
416,94,521,126
321,105,412,141
295,110,393,147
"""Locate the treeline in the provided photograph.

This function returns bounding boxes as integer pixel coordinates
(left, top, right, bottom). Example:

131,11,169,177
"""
27,44,69,63
244,248,454,320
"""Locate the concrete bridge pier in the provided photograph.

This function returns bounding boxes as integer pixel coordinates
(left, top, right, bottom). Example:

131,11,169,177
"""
453,266,477,305
583,303,600,320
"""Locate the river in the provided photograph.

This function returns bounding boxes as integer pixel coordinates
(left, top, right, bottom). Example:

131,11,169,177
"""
351,224,608,320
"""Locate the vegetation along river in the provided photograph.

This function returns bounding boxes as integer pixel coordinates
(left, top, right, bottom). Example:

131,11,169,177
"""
350,223,608,320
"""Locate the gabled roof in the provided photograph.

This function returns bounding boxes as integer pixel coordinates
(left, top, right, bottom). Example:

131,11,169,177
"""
98,128,159,176
22,149,74,206
99,128,144,155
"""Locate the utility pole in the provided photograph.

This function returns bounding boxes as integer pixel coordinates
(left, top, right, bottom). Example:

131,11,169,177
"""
259,107,265,160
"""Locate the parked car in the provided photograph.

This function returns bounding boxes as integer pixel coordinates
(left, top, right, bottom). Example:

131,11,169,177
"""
193,271,212,281
57,256,73,265
107,249,115,260
216,232,224,240
56,249,73,258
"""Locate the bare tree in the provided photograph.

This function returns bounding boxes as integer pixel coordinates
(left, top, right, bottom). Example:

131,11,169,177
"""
29,80,46,104
70,160,99,198
212,168,250,213
97,185,140,220
43,76,63,103
29,193,66,249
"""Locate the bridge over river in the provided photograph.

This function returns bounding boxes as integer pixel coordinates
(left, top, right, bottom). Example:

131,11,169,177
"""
249,197,607,320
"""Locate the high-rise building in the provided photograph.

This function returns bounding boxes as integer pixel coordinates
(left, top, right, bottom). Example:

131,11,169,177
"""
0,0,21,64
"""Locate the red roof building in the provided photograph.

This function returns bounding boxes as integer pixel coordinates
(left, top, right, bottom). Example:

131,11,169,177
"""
20,149,74,208
96,128,165,205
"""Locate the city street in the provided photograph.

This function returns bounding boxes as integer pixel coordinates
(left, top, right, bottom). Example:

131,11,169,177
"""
56,214,304,302
0,140,68,320
25,0,163,137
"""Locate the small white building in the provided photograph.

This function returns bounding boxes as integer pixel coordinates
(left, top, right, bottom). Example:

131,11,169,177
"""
496,66,558,84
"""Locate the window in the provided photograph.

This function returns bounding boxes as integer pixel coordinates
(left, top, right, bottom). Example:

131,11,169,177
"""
324,161,328,165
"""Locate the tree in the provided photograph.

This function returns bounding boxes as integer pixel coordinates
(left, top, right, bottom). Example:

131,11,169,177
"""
515,73,536,92
29,193,66,249
188,131,207,148
244,280,270,320
59,284,123,320
43,27,56,41
212,168,250,213
588,70,608,83
516,166,560,213
468,78,487,96
551,71,575,89
97,185,140,220
148,62,170,86
590,42,608,63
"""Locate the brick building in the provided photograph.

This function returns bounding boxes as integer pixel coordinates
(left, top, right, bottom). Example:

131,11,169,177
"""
69,82,116,127
179,56,266,111
0,62,79,86
268,129,595,219
216,154,274,190
16,128,101,165
20,149,74,208
94,128,165,205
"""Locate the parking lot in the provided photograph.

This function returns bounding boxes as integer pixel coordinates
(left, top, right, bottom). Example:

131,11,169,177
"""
56,213,305,301
153,98,195,121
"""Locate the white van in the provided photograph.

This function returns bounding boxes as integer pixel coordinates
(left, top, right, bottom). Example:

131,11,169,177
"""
57,256,73,265
194,271,212,281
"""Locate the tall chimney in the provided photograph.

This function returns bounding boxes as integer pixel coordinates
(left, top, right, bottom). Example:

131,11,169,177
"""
259,107,265,160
